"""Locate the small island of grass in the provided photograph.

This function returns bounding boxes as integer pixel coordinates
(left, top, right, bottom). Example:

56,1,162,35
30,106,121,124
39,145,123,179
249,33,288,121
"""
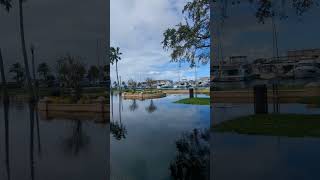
298,96,320,107
213,114,320,138
174,97,210,105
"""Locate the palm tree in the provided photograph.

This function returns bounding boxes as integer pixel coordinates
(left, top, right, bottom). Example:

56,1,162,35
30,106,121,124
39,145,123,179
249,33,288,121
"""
37,62,50,80
0,0,11,11
110,47,122,91
146,77,154,89
0,49,9,102
18,0,34,101
0,0,11,102
9,62,25,84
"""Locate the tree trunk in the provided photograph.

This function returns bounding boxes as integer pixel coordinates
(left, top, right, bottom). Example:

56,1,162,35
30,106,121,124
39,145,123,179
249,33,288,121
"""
31,47,38,100
0,48,9,102
19,0,34,102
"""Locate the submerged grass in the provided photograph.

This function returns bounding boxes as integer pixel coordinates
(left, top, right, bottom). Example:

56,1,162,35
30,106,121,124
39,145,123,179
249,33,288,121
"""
174,98,210,105
213,114,320,138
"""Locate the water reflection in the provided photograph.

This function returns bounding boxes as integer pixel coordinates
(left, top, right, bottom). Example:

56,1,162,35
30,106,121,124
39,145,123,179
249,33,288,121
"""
170,129,210,180
129,99,138,112
0,100,110,180
145,99,157,114
4,100,10,180
111,94,210,179
62,120,90,156
110,93,127,141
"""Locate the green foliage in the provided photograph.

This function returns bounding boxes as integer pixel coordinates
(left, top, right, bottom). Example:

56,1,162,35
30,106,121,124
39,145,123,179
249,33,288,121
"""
87,65,100,82
9,62,25,84
0,0,12,11
37,62,50,80
109,47,122,90
170,129,209,179
109,47,122,65
56,55,86,98
162,0,209,67
145,77,154,88
127,79,137,91
298,96,320,106
174,98,210,105
214,114,320,137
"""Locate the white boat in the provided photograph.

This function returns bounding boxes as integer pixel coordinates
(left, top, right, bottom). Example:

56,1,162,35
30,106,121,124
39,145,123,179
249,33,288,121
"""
286,61,320,79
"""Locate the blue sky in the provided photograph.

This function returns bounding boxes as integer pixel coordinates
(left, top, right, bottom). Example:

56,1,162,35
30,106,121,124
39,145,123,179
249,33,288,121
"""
110,0,210,83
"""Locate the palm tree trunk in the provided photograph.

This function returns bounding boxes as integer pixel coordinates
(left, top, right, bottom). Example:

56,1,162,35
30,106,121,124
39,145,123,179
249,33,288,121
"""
0,48,9,102
31,47,38,100
116,61,120,92
19,0,34,102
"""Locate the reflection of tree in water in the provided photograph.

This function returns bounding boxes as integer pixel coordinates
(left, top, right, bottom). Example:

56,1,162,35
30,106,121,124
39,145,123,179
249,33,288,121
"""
110,121,127,140
145,99,157,114
4,101,10,180
129,99,138,112
110,94,127,140
63,120,90,156
170,129,210,180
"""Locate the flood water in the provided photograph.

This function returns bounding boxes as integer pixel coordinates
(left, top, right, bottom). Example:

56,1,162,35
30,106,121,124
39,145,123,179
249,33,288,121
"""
0,101,109,180
212,103,320,180
110,94,210,179
0,94,210,180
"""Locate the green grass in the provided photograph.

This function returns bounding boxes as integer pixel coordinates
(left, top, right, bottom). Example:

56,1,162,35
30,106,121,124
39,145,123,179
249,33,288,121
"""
298,96,320,107
213,114,320,138
174,98,210,105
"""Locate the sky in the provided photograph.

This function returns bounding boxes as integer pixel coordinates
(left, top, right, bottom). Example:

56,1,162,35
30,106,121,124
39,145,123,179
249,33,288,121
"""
0,0,107,81
110,0,210,83
211,1,320,62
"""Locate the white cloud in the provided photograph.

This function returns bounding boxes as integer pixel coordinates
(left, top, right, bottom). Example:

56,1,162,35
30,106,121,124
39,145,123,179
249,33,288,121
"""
110,0,192,83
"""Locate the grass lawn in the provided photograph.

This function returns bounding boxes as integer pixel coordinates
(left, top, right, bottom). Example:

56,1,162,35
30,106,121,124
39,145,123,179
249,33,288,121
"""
298,96,320,107
174,97,210,105
213,114,320,138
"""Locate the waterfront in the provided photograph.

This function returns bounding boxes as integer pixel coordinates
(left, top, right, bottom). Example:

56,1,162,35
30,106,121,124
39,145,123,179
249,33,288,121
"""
110,94,210,179
0,101,109,180
212,102,320,180
0,94,210,180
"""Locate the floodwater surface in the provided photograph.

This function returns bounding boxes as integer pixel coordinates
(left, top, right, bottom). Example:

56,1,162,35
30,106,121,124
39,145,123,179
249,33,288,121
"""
212,103,320,180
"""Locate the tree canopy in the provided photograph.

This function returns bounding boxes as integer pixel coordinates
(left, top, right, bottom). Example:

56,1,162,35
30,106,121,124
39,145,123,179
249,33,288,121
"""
0,0,11,11
162,0,210,67
162,0,317,67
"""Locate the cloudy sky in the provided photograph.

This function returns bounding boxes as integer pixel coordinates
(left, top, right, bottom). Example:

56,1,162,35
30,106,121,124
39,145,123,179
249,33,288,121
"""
0,0,107,81
212,1,320,62
110,0,210,83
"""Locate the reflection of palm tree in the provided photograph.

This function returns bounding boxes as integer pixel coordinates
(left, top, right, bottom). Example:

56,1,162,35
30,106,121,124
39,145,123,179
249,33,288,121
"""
110,93,127,140
170,129,210,180
111,90,114,120
35,105,42,156
28,102,35,180
4,100,10,180
63,120,90,156
129,99,138,112
110,121,127,140
145,99,157,113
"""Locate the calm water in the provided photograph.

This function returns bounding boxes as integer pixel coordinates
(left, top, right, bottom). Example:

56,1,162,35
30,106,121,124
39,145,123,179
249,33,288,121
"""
0,101,109,180
212,103,320,180
110,94,210,179
2,95,320,179
0,94,210,180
